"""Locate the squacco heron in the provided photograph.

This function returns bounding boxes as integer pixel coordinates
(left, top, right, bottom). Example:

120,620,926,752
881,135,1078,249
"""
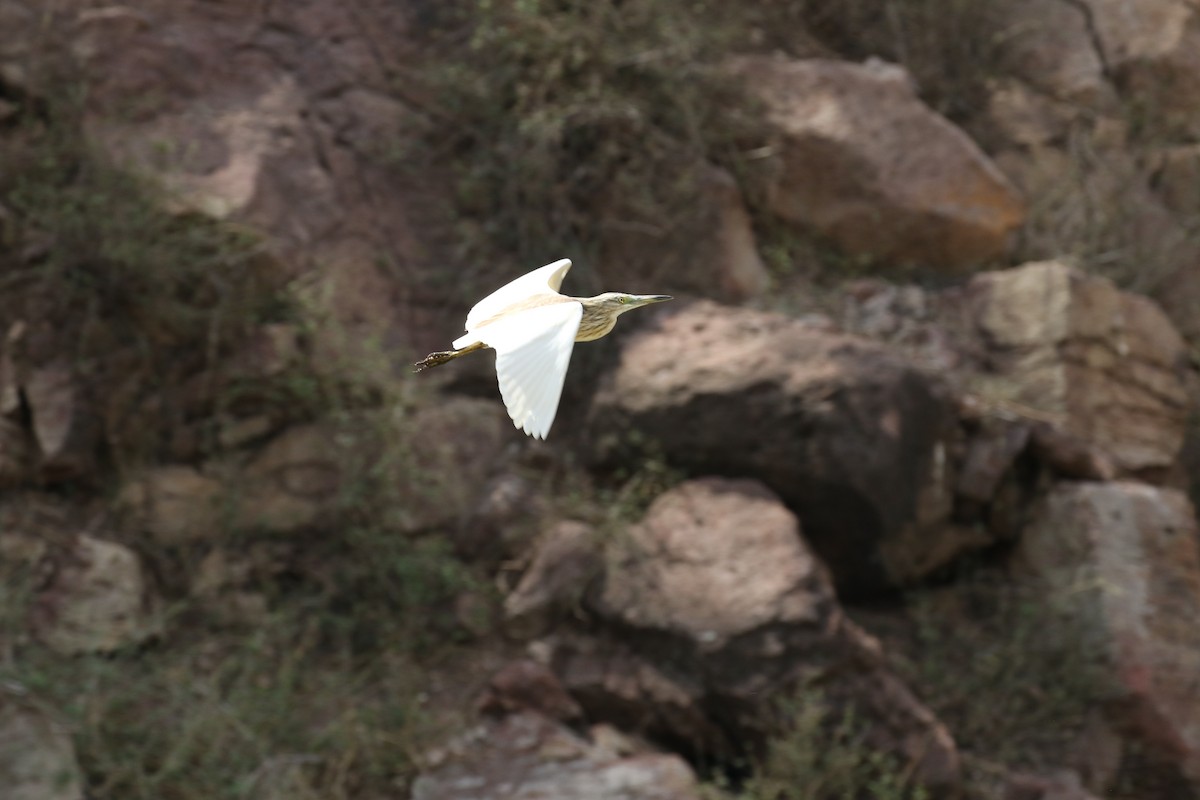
414,259,671,439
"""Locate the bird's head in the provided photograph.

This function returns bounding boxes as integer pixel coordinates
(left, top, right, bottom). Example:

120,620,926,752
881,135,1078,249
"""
589,292,674,315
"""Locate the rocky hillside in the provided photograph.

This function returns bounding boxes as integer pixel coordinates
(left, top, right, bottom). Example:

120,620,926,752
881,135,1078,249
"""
1,1,1199,799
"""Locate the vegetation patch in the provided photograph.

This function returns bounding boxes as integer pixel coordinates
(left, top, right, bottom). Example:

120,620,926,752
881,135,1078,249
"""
421,0,768,292
0,75,485,799
704,688,929,800
864,567,1120,796
0,92,290,470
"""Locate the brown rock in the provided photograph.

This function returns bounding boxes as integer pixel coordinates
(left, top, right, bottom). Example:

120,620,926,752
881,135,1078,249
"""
593,479,835,652
1028,424,1117,481
243,756,321,800
0,693,83,800
0,3,38,94
728,55,1025,270
413,711,703,800
574,479,960,791
982,79,1083,149
1149,143,1200,218
946,260,1191,473
234,423,344,534
1085,0,1200,139
459,472,547,562
1005,770,1103,800
478,660,583,723
190,546,281,627
1016,482,1200,783
504,521,602,640
0,417,31,488
24,361,95,482
590,301,960,594
119,399,512,542
234,397,512,535
117,465,224,544
955,417,1033,504
549,632,730,757
694,165,771,301
997,0,1116,107
384,398,514,534
61,0,433,379
600,163,770,302
31,534,161,655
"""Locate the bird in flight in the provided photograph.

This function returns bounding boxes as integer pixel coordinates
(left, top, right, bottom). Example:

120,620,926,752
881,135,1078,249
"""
414,259,671,439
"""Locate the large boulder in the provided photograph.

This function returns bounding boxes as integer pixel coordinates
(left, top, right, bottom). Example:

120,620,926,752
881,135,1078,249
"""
589,301,961,595
942,260,1191,473
412,711,704,800
591,479,836,657
1016,482,1200,785
727,55,1025,270
30,534,161,655
541,479,960,792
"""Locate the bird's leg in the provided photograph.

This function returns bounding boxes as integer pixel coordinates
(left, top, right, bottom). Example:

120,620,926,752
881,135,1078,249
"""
413,341,486,372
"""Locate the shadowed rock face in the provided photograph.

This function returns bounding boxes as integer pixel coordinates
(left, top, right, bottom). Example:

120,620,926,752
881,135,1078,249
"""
727,54,1026,270
590,301,959,596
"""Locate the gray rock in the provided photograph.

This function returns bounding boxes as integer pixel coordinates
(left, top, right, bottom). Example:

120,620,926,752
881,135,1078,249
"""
1016,481,1200,785
412,711,703,800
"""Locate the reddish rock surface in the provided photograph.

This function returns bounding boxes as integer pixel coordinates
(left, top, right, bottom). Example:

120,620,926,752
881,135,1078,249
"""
728,55,1026,269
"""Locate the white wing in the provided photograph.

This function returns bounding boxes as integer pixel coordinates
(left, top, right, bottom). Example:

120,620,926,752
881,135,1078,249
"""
464,259,573,332
471,301,583,439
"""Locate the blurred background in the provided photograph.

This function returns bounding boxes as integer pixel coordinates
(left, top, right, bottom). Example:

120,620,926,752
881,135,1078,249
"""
1,1,1199,798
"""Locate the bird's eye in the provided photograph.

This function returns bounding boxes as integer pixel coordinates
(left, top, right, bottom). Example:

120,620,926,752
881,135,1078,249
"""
619,296,630,304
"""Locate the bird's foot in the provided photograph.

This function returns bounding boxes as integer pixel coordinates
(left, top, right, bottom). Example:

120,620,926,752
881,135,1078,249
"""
413,350,457,372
